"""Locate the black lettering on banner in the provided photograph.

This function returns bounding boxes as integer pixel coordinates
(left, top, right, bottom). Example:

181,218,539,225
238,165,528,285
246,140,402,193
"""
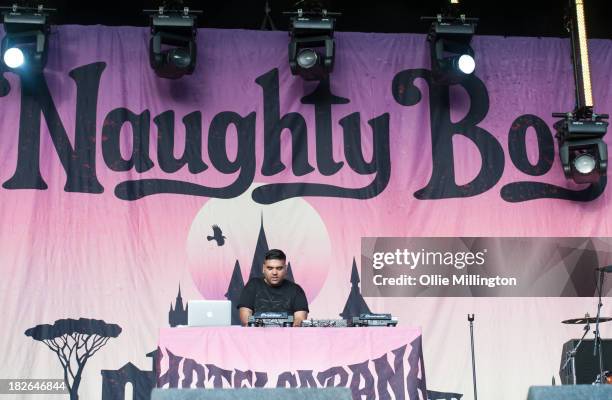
205,364,233,388
297,370,317,388
157,348,182,388
102,108,154,172
253,372,268,388
252,72,391,204
392,68,504,199
232,369,253,388
255,69,315,176
114,111,256,200
373,345,406,400
3,63,106,193
507,114,554,176
316,367,349,387
182,358,206,388
252,113,391,204
348,360,375,399
1,60,601,205
276,372,298,388
300,77,349,175
154,110,208,174
154,344,423,396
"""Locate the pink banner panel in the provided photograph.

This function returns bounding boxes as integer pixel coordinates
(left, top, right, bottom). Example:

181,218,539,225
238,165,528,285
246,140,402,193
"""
157,327,426,400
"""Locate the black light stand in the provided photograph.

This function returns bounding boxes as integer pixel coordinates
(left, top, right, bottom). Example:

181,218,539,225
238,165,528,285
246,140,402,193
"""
468,314,478,400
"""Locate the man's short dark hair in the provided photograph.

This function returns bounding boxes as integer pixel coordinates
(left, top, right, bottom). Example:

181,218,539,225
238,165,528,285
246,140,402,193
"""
264,249,286,262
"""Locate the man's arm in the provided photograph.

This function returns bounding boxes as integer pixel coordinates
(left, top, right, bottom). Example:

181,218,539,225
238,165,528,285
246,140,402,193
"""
293,310,307,327
239,307,253,327
292,285,309,326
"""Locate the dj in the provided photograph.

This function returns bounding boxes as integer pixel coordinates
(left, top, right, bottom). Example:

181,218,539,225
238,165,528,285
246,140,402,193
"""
238,249,309,327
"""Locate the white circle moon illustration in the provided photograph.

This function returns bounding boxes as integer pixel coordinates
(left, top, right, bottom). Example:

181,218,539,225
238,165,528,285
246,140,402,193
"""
187,184,332,302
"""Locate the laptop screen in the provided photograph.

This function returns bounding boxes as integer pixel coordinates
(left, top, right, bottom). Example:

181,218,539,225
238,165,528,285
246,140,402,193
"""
187,300,232,327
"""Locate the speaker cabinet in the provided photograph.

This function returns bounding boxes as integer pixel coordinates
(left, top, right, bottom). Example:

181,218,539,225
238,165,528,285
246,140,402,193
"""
151,388,353,400
527,385,612,400
559,339,612,384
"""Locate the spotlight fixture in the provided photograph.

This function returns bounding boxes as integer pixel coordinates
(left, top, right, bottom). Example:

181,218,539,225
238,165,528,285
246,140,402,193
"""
3,47,24,68
145,6,201,79
553,0,608,184
0,3,53,73
285,6,340,81
422,0,478,85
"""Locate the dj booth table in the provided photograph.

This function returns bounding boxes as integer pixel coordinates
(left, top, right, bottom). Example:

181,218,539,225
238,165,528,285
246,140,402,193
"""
157,326,427,400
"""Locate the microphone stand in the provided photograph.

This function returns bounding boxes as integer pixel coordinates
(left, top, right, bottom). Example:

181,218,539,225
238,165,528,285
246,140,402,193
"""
560,315,590,384
468,314,478,400
593,270,605,383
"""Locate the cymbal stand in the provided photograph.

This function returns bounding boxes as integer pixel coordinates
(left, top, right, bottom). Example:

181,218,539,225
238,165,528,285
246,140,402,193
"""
561,315,591,384
593,270,605,383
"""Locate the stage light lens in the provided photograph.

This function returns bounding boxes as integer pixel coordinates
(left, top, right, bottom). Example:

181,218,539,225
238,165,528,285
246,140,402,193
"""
296,49,318,69
573,154,597,174
458,54,475,74
3,47,25,69
168,48,192,69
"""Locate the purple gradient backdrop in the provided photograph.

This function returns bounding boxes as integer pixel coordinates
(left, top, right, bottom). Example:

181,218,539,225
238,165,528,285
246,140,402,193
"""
0,26,611,400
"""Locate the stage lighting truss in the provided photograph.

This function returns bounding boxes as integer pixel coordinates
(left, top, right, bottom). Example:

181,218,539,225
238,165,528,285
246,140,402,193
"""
146,6,201,80
424,12,478,85
0,4,53,73
286,8,340,81
553,0,609,184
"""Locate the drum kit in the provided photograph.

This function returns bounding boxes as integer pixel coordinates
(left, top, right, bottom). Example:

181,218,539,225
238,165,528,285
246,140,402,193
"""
561,316,612,384
561,266,612,385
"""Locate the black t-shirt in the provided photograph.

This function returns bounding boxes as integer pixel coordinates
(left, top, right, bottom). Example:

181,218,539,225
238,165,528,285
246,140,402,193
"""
237,278,309,314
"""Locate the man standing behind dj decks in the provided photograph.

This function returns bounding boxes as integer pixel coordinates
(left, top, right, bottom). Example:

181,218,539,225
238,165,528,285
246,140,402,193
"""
238,249,309,327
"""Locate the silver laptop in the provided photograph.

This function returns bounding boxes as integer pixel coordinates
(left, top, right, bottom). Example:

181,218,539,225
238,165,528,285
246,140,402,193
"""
187,300,232,327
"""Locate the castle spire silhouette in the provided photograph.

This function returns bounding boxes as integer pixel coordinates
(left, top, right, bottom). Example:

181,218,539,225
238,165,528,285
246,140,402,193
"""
225,260,245,325
248,213,270,279
340,258,371,319
168,284,188,327
286,261,295,282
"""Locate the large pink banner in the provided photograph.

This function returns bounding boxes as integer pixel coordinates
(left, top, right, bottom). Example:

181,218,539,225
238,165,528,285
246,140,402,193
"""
157,327,426,400
1,25,612,400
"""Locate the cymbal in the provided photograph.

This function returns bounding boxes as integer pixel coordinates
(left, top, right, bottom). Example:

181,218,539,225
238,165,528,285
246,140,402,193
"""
562,317,612,324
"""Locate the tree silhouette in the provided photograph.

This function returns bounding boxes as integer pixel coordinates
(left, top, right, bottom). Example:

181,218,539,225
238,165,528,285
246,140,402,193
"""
25,318,122,400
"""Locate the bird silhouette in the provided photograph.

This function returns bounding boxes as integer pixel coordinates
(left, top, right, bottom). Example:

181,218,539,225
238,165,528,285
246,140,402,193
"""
207,225,226,246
